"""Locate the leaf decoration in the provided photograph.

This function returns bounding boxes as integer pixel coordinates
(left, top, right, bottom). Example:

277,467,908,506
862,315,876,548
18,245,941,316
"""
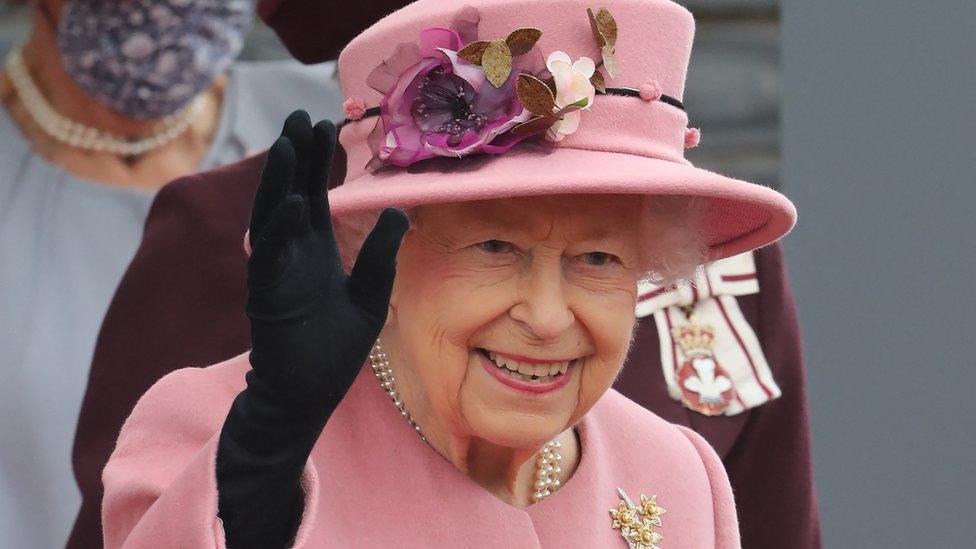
590,7,618,46
457,24,544,88
566,97,590,109
553,102,586,118
602,46,621,79
543,76,557,95
506,28,543,56
482,41,514,87
509,103,586,135
510,96,590,138
587,7,621,78
510,115,557,137
458,40,491,65
517,74,556,116
590,70,606,93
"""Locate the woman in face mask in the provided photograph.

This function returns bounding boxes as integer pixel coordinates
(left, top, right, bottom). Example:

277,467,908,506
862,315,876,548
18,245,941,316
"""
0,1,344,547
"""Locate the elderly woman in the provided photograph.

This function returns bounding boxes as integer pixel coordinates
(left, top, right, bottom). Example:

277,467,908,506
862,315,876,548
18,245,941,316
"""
102,0,795,547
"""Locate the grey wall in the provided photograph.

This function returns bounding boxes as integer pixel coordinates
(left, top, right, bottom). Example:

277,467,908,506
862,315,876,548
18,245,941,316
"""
684,0,781,188
782,1,976,546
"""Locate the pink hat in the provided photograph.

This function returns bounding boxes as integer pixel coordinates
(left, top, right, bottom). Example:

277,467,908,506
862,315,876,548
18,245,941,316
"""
330,0,796,260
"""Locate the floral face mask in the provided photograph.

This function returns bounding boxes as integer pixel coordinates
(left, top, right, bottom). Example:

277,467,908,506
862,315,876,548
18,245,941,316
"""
54,0,254,120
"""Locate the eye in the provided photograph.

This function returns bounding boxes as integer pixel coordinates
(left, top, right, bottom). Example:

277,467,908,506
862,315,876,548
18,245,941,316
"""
477,240,515,254
579,251,619,266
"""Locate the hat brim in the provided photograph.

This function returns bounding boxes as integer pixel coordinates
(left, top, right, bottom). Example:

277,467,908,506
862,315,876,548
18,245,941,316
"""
329,145,796,260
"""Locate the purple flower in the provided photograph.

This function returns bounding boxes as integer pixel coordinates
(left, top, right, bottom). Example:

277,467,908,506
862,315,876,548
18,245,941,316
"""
366,27,536,171
411,67,487,148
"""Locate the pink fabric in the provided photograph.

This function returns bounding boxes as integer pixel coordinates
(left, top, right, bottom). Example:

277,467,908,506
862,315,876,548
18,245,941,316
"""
103,353,740,547
342,97,368,121
640,80,665,102
334,133,795,260
325,0,796,261
676,426,740,549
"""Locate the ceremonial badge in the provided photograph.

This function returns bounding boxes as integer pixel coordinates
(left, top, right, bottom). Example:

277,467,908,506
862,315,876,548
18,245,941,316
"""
672,314,735,416
609,487,668,549
637,251,783,417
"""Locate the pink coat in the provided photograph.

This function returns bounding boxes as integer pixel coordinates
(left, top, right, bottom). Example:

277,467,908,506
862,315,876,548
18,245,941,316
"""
103,353,739,548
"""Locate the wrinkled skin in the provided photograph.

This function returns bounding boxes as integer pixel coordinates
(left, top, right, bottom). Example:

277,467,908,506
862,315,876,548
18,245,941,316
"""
382,194,645,504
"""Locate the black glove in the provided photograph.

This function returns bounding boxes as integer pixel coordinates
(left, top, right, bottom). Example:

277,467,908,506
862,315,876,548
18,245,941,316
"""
216,110,409,548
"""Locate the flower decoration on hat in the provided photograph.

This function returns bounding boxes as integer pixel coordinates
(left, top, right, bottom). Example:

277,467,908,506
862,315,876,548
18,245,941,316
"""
511,56,595,142
587,6,620,80
545,52,596,141
363,11,539,172
356,5,685,172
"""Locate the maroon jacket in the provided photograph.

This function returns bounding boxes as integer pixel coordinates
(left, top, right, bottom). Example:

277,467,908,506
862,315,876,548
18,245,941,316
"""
68,154,819,548
618,248,822,547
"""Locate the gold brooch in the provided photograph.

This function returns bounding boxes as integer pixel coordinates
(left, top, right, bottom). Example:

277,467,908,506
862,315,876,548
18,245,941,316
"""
610,487,668,549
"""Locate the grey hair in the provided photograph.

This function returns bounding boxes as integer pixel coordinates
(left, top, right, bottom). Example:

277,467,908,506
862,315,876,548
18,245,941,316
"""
637,195,709,287
332,207,417,272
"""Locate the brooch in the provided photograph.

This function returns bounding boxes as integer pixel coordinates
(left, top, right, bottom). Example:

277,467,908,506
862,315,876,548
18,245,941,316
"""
673,313,735,416
609,487,668,549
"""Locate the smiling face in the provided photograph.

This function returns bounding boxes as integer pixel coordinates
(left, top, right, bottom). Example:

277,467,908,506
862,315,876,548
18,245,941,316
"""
385,194,645,450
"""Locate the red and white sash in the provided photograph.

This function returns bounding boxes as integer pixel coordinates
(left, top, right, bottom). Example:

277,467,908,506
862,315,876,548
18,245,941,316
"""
635,252,781,416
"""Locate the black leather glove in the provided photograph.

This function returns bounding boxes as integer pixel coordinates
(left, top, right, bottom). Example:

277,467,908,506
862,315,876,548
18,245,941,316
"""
216,110,408,548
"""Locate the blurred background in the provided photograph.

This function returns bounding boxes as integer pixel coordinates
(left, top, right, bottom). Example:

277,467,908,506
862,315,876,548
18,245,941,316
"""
783,0,976,546
2,0,973,546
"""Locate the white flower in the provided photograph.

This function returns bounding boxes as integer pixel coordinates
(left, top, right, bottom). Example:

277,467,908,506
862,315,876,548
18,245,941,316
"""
545,51,596,141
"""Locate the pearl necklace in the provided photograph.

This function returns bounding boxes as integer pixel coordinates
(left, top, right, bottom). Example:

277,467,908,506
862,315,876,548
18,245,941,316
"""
369,339,563,503
4,46,204,157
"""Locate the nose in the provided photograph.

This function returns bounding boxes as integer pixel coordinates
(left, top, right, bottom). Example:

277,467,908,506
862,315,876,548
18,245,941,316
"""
509,261,575,340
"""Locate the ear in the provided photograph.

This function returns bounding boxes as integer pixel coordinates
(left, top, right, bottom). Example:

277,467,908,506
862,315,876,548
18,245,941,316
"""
387,223,419,313
384,299,397,328
388,278,405,317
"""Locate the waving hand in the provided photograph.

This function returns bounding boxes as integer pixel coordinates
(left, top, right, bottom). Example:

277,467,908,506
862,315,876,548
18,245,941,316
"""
245,110,408,415
218,110,408,548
